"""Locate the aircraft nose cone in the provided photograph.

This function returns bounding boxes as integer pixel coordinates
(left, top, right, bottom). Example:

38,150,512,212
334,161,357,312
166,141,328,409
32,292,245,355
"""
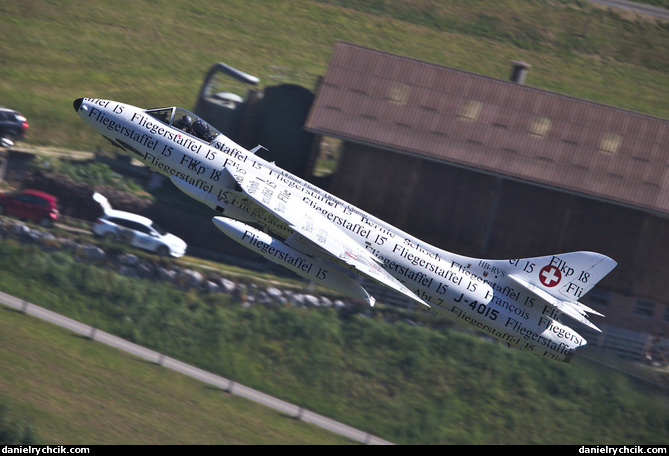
73,98,83,112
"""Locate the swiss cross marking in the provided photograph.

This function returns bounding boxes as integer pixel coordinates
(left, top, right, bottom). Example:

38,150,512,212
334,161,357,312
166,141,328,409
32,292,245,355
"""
539,265,562,288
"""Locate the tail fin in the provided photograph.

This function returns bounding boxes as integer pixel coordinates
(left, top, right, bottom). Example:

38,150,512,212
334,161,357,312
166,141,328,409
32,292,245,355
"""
509,251,616,301
501,252,617,331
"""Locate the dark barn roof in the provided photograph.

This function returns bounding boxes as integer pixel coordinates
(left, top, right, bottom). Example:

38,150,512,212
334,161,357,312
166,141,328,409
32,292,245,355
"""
305,42,669,215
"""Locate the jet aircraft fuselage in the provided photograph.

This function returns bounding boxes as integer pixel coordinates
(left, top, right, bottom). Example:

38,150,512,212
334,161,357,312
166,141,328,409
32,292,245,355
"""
73,97,617,362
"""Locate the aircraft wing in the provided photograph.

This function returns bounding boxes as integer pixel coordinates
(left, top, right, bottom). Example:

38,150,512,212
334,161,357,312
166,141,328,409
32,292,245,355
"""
228,168,431,310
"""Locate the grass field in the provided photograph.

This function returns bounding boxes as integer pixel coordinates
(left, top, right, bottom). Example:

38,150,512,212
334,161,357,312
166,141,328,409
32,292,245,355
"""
0,305,352,444
0,240,666,445
0,0,667,151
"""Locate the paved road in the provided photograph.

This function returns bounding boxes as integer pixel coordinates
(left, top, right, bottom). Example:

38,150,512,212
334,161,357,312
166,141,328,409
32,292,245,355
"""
589,0,669,20
0,290,394,445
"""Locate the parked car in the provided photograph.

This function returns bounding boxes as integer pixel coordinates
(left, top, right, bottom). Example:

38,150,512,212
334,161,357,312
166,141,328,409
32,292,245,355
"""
0,189,59,227
92,193,187,257
0,107,29,143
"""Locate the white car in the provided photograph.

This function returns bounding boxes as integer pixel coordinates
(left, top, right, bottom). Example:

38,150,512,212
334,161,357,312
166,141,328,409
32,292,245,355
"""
92,193,187,257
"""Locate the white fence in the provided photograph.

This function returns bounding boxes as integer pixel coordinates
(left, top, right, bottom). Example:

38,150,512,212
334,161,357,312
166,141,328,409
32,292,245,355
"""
582,324,669,365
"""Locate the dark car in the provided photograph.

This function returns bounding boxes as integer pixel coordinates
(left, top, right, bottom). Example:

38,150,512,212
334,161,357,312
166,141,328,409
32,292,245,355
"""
0,189,59,227
0,107,29,142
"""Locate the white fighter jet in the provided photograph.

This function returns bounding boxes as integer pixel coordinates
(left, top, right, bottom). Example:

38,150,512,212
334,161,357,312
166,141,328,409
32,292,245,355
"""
73,98,617,362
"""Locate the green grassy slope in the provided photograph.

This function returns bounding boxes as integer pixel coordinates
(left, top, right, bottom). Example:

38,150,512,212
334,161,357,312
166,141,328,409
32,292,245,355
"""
0,0,667,151
0,241,666,445
0,306,353,444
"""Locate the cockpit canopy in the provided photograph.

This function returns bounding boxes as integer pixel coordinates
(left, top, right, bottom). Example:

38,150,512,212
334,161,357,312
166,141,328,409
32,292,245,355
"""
145,107,221,143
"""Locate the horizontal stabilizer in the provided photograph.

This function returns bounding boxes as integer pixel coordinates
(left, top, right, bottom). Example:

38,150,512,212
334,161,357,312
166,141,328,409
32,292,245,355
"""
573,301,604,317
509,274,602,332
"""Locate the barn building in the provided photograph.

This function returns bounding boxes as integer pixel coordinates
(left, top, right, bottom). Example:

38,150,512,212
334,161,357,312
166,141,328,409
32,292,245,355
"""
304,42,669,341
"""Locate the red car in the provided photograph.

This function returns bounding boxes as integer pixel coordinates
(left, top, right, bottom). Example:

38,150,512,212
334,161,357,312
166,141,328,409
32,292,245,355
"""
0,189,60,227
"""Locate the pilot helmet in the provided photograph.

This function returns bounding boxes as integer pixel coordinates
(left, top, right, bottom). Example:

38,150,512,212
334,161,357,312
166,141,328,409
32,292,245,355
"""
192,119,208,135
176,115,192,129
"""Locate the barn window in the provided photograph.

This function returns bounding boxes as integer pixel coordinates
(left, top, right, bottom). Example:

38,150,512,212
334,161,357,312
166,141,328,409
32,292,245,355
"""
633,299,655,318
528,116,551,138
599,133,622,155
387,82,411,105
458,99,482,121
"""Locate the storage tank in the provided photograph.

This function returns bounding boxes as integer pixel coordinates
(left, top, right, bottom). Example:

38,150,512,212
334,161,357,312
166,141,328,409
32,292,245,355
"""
255,83,315,178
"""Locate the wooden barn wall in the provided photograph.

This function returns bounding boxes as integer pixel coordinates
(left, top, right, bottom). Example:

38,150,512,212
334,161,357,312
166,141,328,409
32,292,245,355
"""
330,142,669,309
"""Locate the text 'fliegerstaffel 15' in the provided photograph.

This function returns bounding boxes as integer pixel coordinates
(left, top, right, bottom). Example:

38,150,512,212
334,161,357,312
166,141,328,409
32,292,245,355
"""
73,97,617,362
